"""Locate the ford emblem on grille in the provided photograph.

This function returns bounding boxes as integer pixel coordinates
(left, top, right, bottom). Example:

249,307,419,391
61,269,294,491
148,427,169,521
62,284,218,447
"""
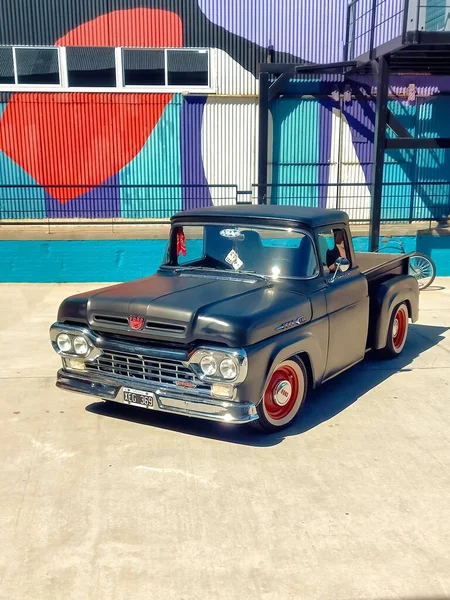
129,315,145,330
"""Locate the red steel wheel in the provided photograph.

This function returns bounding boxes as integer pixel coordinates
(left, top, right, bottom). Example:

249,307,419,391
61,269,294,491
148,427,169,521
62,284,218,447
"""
392,304,408,351
256,358,307,432
382,302,409,358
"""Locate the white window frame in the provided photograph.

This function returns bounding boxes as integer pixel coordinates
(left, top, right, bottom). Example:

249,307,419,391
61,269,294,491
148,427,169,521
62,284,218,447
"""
0,45,216,93
121,47,214,93
11,45,63,89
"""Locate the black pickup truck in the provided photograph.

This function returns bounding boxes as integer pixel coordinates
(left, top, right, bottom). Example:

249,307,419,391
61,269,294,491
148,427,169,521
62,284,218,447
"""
50,206,419,432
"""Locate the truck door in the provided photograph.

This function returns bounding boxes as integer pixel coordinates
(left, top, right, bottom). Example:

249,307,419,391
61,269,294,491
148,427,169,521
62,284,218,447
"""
317,226,369,379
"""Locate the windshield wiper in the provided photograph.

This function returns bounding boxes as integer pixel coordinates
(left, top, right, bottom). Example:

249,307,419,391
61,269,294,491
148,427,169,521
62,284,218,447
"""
173,266,268,281
235,270,268,281
173,266,232,274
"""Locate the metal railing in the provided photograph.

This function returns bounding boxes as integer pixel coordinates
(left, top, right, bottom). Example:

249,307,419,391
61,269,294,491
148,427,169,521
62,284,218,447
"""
0,182,448,226
0,184,246,223
252,182,450,224
344,0,450,60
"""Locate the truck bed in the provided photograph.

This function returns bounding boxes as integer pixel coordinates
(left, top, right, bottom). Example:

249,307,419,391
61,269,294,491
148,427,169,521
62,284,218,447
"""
355,252,412,282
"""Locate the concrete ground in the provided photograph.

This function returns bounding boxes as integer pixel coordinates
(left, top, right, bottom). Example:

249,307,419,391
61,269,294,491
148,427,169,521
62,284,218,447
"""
0,280,449,600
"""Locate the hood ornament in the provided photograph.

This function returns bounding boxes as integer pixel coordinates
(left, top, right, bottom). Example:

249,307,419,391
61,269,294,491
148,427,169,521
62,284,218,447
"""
129,315,145,330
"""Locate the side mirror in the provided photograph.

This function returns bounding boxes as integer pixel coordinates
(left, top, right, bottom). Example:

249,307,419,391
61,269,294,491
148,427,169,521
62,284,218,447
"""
330,257,350,282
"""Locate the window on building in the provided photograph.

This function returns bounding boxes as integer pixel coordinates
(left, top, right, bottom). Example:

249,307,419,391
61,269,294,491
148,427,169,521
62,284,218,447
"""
0,47,14,84
66,47,116,87
122,49,165,86
167,49,209,86
15,47,60,85
0,46,211,91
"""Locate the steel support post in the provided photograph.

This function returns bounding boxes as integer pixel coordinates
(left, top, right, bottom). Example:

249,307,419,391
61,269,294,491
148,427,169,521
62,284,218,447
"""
369,57,389,251
257,71,269,205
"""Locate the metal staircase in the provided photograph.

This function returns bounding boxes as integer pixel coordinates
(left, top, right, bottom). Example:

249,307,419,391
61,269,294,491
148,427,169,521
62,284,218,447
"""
258,0,450,250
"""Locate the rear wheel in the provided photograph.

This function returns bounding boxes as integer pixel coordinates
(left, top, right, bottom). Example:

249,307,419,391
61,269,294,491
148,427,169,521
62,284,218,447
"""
255,358,308,433
382,303,409,358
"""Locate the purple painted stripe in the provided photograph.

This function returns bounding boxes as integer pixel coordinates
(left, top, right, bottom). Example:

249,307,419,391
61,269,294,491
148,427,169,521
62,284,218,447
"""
180,96,211,210
45,173,120,218
198,0,347,63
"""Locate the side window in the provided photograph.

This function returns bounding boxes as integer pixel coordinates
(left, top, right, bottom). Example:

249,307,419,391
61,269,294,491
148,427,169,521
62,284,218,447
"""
317,227,351,275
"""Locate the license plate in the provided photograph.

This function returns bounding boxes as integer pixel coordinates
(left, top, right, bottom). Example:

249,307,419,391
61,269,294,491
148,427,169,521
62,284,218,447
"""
123,388,155,409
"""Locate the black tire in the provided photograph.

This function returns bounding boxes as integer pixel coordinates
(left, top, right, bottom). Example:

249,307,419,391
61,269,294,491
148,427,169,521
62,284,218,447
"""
381,303,409,359
409,253,436,290
254,357,308,433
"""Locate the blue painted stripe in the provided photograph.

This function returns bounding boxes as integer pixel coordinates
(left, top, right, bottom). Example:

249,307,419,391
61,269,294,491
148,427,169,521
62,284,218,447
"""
0,240,168,283
0,237,448,282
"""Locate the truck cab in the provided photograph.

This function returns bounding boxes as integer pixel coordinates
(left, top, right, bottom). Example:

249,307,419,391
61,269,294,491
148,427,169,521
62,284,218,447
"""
50,206,419,433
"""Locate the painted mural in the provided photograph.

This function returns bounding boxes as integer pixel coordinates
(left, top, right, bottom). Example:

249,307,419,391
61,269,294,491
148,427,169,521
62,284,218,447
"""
0,0,449,222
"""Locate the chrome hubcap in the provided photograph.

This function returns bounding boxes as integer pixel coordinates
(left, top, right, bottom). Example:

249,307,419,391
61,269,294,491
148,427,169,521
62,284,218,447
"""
393,318,399,337
273,380,292,406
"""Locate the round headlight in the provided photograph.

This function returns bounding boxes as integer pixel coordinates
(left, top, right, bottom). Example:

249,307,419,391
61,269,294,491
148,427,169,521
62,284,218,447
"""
56,333,72,353
73,336,89,356
200,355,217,376
219,357,238,380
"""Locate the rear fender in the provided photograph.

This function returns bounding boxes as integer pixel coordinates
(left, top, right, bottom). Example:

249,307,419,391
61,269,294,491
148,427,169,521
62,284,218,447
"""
373,274,419,350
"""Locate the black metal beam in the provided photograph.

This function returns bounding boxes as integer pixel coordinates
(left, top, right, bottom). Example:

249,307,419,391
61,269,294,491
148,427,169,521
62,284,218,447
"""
260,63,301,74
369,57,389,252
386,138,450,149
386,111,413,139
295,60,358,73
368,0,377,59
268,71,293,101
260,61,359,75
258,71,270,205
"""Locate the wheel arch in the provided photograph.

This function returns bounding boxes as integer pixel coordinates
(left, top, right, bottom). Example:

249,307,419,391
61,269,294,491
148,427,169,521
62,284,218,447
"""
373,274,419,350
257,339,320,407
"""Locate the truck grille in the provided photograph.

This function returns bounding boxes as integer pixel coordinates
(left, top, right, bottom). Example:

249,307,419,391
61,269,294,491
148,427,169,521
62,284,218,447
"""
86,350,205,388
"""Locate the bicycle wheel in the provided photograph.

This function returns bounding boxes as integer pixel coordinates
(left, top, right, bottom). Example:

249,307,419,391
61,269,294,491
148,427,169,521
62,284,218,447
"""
409,253,436,290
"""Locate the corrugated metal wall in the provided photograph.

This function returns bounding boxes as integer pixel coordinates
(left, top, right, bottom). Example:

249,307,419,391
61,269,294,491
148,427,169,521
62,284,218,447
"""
201,97,258,205
270,98,320,206
0,1,449,223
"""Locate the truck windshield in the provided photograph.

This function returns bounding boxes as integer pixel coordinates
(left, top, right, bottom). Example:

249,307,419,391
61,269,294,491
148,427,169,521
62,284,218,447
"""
164,224,319,279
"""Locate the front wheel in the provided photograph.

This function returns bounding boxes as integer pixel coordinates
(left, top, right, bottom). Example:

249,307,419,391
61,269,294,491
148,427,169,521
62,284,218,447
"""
255,358,308,433
409,253,436,290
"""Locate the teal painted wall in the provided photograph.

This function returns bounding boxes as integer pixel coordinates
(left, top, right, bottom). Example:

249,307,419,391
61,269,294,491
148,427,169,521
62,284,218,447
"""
0,237,448,282
119,95,183,219
271,98,320,206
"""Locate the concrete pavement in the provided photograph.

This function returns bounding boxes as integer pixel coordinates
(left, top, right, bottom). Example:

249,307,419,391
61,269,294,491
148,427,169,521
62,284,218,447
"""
0,280,449,600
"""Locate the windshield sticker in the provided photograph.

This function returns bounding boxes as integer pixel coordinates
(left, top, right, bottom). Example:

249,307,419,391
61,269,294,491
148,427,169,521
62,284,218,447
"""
220,228,244,240
176,228,186,257
225,249,244,270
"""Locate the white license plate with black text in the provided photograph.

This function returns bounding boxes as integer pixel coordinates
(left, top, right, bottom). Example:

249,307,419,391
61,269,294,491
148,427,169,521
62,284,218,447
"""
123,388,155,409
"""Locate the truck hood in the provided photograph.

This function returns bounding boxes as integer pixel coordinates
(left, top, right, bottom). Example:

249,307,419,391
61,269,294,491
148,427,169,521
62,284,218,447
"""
58,271,312,347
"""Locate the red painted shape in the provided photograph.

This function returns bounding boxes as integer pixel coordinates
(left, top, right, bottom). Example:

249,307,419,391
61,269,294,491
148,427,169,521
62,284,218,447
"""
0,9,183,203
129,316,145,331
264,365,299,421
55,8,182,48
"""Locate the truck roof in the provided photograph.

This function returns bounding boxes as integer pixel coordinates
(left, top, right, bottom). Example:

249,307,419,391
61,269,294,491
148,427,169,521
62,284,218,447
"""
172,205,349,228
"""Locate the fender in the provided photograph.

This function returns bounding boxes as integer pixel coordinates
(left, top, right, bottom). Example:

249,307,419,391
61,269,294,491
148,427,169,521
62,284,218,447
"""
242,314,329,406
373,274,419,350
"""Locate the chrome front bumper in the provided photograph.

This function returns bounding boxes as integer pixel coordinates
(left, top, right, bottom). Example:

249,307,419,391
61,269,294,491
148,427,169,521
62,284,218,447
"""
56,369,258,424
